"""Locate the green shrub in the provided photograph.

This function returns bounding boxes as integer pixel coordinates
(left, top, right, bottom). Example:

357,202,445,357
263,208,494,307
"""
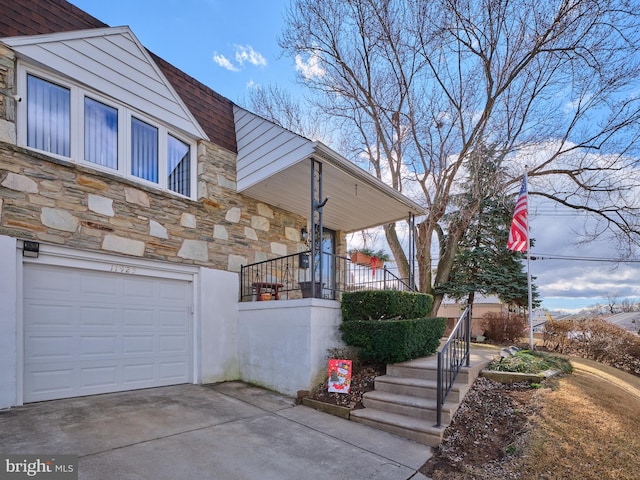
341,290,433,322
340,317,446,364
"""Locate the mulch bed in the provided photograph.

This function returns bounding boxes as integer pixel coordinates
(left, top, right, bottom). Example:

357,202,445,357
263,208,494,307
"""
305,364,385,410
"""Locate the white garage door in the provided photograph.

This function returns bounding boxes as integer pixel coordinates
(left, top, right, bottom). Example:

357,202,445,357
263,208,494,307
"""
23,263,192,402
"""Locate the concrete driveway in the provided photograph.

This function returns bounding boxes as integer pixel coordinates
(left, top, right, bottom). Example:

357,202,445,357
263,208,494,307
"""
0,382,431,480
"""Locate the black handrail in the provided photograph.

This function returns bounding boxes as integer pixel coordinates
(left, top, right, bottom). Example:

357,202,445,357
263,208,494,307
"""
436,305,471,427
239,250,415,301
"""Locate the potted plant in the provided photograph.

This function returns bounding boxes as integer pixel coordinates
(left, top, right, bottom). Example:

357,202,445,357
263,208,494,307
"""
348,247,390,267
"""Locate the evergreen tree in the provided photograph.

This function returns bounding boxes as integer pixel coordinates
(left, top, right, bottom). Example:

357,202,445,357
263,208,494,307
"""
436,153,540,310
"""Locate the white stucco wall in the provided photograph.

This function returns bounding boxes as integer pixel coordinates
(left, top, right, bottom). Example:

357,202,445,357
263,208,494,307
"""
198,267,240,383
0,235,18,408
238,298,344,396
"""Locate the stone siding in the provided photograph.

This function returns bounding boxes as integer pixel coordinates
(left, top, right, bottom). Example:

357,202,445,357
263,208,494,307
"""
0,44,16,144
0,142,307,272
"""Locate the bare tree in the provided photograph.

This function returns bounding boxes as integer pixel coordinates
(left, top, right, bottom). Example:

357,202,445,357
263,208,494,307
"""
278,0,640,314
247,84,329,142
606,293,621,314
620,297,634,313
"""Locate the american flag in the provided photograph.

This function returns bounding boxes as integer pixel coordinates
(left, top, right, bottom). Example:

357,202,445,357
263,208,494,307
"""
507,175,528,252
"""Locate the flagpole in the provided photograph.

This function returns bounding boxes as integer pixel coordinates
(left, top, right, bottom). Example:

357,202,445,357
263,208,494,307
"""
526,244,534,350
524,172,534,350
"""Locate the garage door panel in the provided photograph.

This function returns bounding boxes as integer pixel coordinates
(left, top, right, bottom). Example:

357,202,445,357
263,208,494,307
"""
24,303,75,327
80,336,119,357
24,263,192,403
80,366,118,388
159,334,188,353
79,306,120,326
123,308,156,327
123,363,155,384
24,268,76,297
25,335,74,361
79,273,120,296
159,282,191,301
123,335,155,354
159,359,190,380
26,367,75,396
158,309,190,327
123,277,155,299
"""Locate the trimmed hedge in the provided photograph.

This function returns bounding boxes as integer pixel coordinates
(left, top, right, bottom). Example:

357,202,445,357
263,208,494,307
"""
341,290,433,322
340,317,447,364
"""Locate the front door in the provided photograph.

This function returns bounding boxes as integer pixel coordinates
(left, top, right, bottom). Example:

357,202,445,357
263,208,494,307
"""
318,227,335,298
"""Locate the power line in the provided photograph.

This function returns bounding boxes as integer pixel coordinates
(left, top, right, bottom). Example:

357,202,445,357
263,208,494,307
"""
530,253,640,263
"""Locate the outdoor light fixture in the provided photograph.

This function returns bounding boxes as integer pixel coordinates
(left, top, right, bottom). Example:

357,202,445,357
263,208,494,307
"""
23,241,40,258
301,227,308,241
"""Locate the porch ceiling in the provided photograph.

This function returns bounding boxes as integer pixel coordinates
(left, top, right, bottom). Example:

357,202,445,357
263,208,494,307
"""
234,107,426,233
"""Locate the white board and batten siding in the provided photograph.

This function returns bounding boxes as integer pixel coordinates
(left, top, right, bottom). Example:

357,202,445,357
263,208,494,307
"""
4,27,207,140
23,260,193,403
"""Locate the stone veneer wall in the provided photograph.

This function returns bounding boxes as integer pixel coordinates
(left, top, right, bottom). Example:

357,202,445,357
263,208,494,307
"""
0,141,310,272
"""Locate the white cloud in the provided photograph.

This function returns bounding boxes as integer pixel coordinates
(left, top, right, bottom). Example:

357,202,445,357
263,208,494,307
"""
295,52,325,80
234,45,267,67
212,53,239,72
212,45,266,72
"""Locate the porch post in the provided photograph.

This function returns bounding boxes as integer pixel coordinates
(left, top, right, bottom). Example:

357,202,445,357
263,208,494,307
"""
310,158,327,298
409,212,416,290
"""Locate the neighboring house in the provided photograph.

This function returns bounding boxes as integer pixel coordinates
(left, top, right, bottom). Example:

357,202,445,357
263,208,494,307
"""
437,296,508,338
0,0,424,408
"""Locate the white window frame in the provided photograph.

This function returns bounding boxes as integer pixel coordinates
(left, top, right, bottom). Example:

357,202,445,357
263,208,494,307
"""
16,62,197,200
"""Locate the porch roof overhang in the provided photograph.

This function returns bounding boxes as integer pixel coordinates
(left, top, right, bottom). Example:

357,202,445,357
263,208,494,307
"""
233,107,426,233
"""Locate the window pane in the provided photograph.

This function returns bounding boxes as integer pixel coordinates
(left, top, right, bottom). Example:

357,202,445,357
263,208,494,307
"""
27,74,70,157
84,97,118,169
131,117,158,183
168,135,190,196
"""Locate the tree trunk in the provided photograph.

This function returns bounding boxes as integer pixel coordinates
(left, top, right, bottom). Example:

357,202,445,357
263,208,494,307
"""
384,223,409,282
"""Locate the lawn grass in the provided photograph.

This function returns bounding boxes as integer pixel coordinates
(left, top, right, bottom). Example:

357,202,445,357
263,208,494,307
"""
516,358,640,479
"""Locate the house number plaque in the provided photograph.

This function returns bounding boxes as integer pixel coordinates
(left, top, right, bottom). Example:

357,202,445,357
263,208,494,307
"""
109,264,137,274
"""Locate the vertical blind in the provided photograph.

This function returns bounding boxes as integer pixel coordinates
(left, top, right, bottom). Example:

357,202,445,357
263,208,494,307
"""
168,135,190,196
27,74,70,157
84,97,118,169
131,117,158,183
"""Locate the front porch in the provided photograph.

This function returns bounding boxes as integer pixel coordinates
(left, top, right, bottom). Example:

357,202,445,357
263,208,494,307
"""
233,107,426,398
240,250,414,302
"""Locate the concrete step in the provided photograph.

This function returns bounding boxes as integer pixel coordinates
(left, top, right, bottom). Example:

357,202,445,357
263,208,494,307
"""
374,375,467,403
350,408,446,447
362,390,458,425
348,346,499,448
386,363,471,384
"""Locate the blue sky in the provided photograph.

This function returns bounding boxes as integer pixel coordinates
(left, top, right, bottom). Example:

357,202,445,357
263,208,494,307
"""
68,0,640,315
70,0,295,104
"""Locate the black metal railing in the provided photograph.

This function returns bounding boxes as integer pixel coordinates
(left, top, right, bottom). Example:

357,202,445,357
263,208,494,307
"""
239,250,414,302
436,305,471,427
